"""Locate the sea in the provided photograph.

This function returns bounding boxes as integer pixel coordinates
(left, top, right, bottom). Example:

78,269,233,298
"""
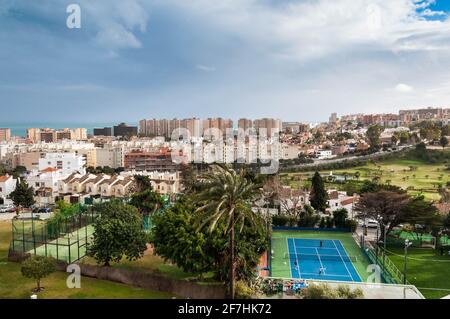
0,122,130,138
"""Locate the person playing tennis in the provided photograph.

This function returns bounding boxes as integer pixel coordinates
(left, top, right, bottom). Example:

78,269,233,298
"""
318,267,326,275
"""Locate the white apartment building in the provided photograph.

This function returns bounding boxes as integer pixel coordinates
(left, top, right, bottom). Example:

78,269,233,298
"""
0,175,16,205
281,144,300,160
39,153,86,177
315,149,334,160
95,144,125,168
27,168,66,206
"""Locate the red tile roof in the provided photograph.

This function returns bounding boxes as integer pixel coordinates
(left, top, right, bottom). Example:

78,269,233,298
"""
0,175,12,182
340,197,356,206
41,167,59,173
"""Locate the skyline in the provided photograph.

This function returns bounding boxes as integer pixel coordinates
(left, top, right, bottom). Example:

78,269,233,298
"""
1,1,450,122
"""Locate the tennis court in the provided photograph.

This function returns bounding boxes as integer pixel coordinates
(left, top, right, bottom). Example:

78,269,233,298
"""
286,238,361,282
271,230,371,282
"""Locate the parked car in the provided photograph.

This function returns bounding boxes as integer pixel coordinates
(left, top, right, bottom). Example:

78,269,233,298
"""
0,205,15,213
366,219,379,228
37,207,52,214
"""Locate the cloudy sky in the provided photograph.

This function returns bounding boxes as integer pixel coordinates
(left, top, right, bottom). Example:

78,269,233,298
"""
1,0,450,124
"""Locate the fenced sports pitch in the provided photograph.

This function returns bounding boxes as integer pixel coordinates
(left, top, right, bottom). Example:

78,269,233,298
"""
10,208,96,263
285,238,361,282
271,230,371,282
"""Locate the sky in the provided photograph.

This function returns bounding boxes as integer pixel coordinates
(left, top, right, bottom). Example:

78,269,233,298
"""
1,0,450,124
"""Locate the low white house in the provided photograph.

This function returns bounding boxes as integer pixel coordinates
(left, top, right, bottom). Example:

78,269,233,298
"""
326,189,359,217
315,149,334,160
0,174,16,205
121,170,182,195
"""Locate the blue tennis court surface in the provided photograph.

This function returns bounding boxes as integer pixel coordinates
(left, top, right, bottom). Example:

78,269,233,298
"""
287,238,361,282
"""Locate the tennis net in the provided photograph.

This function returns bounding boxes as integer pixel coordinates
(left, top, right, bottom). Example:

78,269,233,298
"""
284,252,358,262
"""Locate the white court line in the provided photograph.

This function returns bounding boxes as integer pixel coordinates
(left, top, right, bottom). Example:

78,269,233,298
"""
332,240,354,282
286,238,293,278
300,272,352,278
335,239,362,282
315,247,326,275
292,239,302,278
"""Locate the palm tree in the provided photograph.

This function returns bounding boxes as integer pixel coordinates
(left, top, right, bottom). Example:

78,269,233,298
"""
193,165,261,299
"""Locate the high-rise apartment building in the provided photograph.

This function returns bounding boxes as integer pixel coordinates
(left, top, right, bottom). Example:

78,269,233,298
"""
140,118,203,138
93,127,112,136
253,118,282,136
26,128,87,143
329,113,338,124
238,119,253,132
0,128,11,142
202,118,233,134
113,123,138,137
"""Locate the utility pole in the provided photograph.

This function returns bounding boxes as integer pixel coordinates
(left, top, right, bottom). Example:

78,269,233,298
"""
403,239,412,285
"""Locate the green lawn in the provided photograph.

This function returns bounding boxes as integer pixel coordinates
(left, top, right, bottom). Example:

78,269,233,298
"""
385,246,450,299
0,221,174,299
282,158,449,200
271,230,371,282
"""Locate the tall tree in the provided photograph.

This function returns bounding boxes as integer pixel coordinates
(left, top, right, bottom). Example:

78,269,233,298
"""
333,208,348,228
310,172,328,212
150,198,267,281
9,179,35,212
129,189,164,217
193,165,261,299
440,136,448,149
88,200,148,266
402,196,442,242
366,125,383,151
131,175,153,193
355,190,411,240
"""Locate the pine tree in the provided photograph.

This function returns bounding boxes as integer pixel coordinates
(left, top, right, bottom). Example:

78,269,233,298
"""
310,172,328,212
9,179,35,211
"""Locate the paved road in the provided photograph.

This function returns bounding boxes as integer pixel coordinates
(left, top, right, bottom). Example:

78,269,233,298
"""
0,213,16,221
355,225,378,242
280,146,412,171
0,212,52,221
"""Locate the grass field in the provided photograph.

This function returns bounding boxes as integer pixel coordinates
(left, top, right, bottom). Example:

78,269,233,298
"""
0,221,174,299
281,158,449,200
384,246,450,299
271,230,371,282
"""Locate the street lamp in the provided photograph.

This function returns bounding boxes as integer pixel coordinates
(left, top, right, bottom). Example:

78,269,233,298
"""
375,214,381,265
403,239,413,285
377,216,389,269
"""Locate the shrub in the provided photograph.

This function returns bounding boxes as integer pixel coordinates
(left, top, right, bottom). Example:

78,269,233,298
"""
21,256,56,292
345,219,358,232
299,283,364,299
272,215,290,227
235,281,259,299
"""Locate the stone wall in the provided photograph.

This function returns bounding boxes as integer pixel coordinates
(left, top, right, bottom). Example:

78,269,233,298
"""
57,262,226,299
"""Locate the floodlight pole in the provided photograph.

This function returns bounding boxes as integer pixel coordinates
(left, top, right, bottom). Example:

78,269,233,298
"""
383,224,388,268
403,239,412,285
375,226,379,264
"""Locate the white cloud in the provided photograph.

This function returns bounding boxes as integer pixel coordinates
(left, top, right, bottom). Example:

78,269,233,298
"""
421,8,447,17
395,83,415,93
78,0,148,50
96,25,143,50
196,65,216,72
